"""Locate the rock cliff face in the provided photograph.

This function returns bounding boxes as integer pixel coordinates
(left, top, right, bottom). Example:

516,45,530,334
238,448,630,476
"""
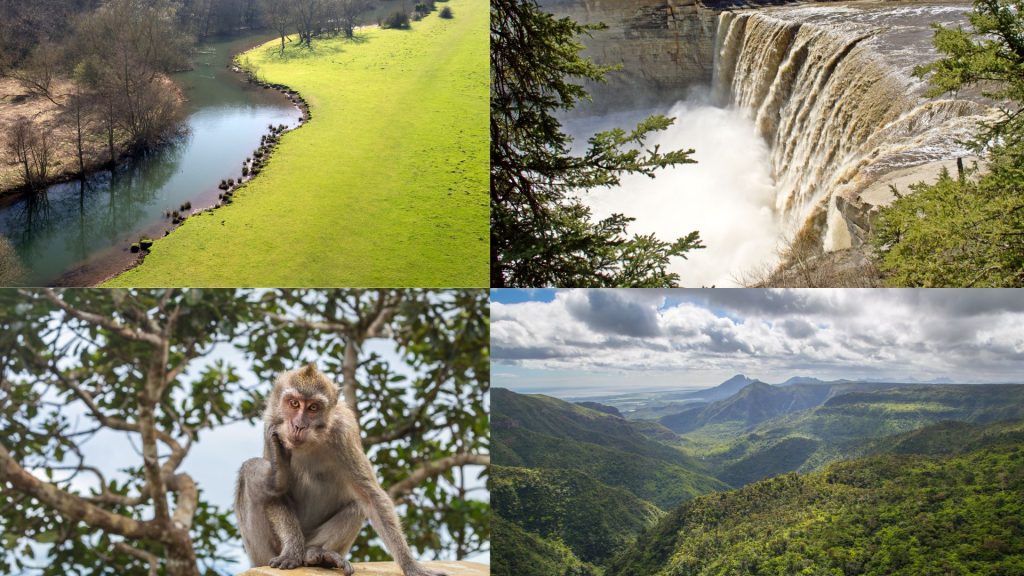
540,0,987,264
539,0,718,112
238,560,488,576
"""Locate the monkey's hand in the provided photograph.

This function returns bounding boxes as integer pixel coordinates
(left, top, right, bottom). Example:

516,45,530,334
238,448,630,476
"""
269,429,291,462
266,429,292,496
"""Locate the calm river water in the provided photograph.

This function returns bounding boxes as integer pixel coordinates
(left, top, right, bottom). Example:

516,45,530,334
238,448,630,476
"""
0,33,300,286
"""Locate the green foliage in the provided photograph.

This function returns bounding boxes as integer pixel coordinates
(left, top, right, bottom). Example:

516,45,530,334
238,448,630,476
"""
492,466,663,565
492,516,596,576
440,6,453,19
874,0,1024,286
492,389,727,510
490,0,703,287
872,163,1024,286
382,9,411,29
0,289,489,574
608,435,1024,576
686,384,1024,486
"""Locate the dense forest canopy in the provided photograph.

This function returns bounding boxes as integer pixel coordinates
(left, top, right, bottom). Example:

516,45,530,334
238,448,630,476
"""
493,383,1024,576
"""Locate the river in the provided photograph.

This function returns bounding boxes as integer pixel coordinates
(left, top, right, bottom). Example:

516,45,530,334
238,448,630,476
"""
0,33,301,286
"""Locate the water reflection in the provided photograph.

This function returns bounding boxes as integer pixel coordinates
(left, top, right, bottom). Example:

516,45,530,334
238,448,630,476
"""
0,33,300,286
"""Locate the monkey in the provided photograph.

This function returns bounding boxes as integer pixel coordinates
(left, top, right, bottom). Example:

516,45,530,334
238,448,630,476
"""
234,364,446,576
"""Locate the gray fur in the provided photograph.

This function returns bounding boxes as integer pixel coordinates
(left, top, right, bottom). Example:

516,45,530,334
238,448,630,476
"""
234,366,446,576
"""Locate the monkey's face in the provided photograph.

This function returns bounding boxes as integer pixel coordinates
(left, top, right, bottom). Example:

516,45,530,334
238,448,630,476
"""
279,392,328,448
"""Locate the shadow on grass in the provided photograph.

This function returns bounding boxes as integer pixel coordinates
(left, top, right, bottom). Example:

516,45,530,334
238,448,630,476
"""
259,31,376,61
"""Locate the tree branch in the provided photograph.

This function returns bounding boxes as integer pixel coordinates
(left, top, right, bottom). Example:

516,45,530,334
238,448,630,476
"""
387,453,490,500
0,442,162,541
40,289,163,346
114,541,159,576
167,473,197,531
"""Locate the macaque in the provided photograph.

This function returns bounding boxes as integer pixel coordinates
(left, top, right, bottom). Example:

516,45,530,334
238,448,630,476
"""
234,364,445,576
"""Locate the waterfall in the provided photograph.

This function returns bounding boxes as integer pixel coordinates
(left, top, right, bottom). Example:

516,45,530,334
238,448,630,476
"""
713,8,990,250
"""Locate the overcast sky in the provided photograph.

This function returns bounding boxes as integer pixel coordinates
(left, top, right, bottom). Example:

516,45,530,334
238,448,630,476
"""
492,289,1024,397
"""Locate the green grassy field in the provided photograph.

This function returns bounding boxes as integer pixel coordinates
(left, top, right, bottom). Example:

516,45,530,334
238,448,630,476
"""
107,0,487,287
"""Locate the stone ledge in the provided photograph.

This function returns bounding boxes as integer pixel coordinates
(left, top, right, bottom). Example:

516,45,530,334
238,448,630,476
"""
239,561,488,576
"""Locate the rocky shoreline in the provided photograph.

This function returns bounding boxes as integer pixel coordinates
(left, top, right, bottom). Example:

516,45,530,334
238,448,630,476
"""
58,45,312,286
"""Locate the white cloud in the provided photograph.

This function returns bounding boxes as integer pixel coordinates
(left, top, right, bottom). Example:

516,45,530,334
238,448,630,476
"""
491,289,1024,384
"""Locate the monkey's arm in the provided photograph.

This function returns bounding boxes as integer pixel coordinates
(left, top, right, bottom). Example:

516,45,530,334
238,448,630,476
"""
236,457,305,569
265,426,291,497
346,447,446,576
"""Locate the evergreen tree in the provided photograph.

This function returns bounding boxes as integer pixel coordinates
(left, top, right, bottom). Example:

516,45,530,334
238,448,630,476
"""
490,0,703,287
873,0,1024,286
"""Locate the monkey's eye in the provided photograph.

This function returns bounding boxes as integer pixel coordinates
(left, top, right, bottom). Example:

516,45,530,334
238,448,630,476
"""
308,403,320,412
289,399,300,409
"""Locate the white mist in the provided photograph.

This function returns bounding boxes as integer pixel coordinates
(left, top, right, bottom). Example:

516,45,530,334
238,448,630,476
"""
568,97,781,287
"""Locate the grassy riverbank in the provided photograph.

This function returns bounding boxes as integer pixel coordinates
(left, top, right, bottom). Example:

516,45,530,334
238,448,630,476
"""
107,0,487,287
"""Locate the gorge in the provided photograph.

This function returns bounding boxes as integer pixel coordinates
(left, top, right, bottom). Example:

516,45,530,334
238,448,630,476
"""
553,0,992,286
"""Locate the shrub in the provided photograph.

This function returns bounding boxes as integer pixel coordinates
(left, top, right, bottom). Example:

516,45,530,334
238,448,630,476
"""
440,6,453,18
382,9,410,29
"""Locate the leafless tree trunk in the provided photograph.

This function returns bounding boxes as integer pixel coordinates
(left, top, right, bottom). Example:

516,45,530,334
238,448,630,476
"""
5,118,52,190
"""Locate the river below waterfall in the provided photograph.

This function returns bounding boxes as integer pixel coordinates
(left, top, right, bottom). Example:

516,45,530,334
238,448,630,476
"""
0,33,301,286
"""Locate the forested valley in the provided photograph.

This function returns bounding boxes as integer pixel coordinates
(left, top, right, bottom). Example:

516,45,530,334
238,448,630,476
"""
492,381,1024,575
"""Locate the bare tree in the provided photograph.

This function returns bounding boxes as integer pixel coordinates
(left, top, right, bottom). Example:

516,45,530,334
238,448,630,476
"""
338,0,373,38
5,118,52,190
294,0,323,47
72,0,188,154
260,0,293,55
62,84,96,177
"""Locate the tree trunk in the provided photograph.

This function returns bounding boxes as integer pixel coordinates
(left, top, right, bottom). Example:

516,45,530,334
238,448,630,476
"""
107,101,116,168
76,110,85,177
165,529,201,576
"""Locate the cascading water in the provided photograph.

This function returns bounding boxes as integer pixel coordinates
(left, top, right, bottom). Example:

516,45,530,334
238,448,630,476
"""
713,4,991,249
579,3,992,286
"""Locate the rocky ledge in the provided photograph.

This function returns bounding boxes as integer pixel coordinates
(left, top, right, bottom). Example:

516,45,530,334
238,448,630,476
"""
239,561,489,576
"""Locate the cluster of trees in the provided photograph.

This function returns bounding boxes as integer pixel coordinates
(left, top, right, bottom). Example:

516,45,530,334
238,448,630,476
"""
608,438,1024,576
494,382,1024,576
492,389,727,576
872,0,1024,286
490,0,704,288
2,0,190,189
0,0,385,191
258,0,375,52
0,289,490,575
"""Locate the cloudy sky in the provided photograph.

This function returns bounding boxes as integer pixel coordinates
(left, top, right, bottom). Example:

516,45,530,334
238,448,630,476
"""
492,289,1024,397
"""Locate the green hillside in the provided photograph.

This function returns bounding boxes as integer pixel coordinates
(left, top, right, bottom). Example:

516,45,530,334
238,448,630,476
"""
694,384,1024,485
492,465,664,565
608,430,1024,576
493,389,728,509
494,388,702,468
492,516,595,576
